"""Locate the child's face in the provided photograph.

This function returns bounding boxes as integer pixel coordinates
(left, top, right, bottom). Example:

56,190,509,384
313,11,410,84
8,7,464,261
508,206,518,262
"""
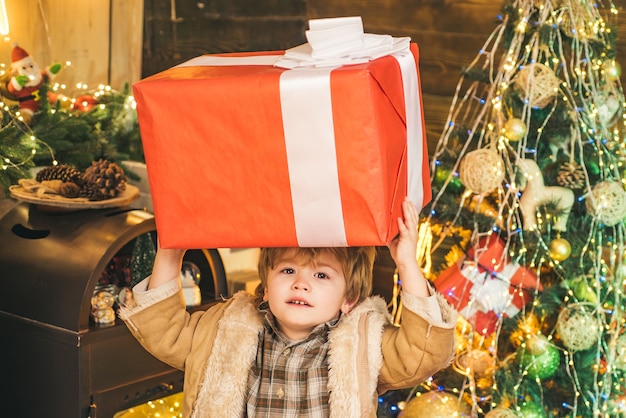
263,250,355,341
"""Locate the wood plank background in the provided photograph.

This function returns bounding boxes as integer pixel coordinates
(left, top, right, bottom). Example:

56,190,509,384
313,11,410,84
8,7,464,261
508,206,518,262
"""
141,0,626,152
0,0,624,152
0,0,142,96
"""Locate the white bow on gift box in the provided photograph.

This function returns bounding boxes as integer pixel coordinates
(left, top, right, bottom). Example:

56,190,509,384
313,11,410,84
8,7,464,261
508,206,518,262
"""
276,16,410,69
457,261,528,319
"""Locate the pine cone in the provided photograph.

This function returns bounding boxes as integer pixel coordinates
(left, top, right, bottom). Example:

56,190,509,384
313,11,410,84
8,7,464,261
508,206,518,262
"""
36,164,84,186
556,161,585,189
78,182,102,201
81,159,127,201
59,182,81,198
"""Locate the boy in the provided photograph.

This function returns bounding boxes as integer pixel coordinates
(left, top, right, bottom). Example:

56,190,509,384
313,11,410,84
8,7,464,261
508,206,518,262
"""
120,198,456,417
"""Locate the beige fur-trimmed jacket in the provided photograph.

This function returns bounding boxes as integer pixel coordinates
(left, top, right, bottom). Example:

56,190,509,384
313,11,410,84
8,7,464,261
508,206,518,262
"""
120,279,457,418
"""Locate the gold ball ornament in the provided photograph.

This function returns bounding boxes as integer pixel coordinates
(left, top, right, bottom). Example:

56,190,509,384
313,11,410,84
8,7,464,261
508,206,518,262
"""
549,237,571,261
459,148,505,194
503,118,527,142
399,391,470,418
603,60,622,82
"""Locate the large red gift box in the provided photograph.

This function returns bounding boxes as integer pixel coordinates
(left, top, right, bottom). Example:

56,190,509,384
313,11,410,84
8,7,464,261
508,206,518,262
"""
133,43,430,248
433,235,542,335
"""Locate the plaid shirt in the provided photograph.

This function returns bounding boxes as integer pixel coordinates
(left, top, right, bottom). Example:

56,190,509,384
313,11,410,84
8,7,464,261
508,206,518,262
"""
244,303,339,417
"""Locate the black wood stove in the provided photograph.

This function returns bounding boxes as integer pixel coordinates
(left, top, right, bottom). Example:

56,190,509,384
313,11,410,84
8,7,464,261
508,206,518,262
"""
0,202,227,418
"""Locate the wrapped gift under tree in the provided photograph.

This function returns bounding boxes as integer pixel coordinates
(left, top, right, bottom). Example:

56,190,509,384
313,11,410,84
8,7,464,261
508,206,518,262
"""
433,235,542,335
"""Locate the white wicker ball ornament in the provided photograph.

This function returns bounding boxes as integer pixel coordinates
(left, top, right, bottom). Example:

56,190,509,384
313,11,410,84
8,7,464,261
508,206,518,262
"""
459,149,505,194
555,0,590,40
614,333,626,371
585,180,626,226
515,63,561,109
556,303,603,352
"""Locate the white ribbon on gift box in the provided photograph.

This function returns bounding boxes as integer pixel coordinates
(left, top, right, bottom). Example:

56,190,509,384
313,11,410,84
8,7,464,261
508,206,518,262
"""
458,262,523,319
175,29,424,246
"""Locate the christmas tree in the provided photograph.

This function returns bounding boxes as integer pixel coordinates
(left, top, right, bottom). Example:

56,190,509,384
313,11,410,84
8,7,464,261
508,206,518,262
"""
380,1,626,417
131,232,156,288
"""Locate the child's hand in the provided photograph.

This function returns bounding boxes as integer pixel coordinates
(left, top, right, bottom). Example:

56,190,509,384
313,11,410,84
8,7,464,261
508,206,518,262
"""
148,246,186,290
387,197,429,297
387,197,419,269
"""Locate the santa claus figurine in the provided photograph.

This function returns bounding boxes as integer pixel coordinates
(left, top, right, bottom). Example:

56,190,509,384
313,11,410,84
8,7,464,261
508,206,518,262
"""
7,43,61,124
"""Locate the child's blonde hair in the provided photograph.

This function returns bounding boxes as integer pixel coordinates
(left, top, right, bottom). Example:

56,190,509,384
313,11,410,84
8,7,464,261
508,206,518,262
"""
256,247,376,305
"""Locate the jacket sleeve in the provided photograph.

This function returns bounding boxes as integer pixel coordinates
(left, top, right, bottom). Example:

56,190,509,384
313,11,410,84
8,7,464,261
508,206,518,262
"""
119,277,228,371
377,290,457,392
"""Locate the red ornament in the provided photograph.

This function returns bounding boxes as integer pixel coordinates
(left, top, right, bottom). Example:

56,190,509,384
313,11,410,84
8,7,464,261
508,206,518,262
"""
72,94,98,112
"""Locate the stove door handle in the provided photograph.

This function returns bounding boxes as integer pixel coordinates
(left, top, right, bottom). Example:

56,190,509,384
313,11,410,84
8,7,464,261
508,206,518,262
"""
87,396,97,418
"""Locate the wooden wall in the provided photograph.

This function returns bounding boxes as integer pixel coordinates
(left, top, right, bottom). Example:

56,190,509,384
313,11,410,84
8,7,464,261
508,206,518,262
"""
142,0,626,152
1,0,625,152
0,0,142,95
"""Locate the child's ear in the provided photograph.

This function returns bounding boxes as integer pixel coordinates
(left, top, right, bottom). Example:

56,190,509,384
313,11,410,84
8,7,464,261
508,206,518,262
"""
262,287,268,301
340,298,356,314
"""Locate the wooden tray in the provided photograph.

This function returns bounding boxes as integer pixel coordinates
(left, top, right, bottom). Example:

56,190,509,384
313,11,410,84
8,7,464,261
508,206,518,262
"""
9,184,140,209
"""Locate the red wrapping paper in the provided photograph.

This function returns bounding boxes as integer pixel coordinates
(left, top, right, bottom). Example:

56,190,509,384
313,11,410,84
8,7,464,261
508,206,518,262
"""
133,44,430,248
433,236,542,335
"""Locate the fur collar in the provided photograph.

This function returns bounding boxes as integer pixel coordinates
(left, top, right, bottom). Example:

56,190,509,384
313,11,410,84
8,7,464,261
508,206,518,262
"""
191,292,390,418
328,295,390,417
